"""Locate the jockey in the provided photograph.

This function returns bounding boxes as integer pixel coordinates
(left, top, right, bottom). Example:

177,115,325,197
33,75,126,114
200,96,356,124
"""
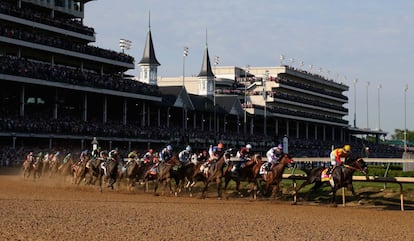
198,150,209,163
143,149,154,164
178,145,192,165
208,142,224,161
266,144,283,170
26,152,35,164
99,151,108,161
327,144,351,174
124,151,137,169
80,149,89,161
201,143,223,173
62,153,71,163
159,145,173,163
234,144,252,172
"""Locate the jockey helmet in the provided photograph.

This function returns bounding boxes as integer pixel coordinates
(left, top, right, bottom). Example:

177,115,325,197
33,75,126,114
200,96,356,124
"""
29,152,33,156
55,151,60,156
128,152,137,159
343,145,351,153
109,150,117,158
186,145,192,152
246,144,252,150
66,153,71,157
277,143,283,150
167,145,173,151
149,149,153,153
217,143,224,149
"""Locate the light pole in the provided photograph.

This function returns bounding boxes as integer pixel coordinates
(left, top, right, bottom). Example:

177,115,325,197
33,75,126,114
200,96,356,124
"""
366,81,370,129
243,65,250,138
214,56,219,136
119,39,132,53
279,55,285,65
404,84,408,152
182,46,189,130
263,70,269,137
353,78,358,128
377,84,382,130
182,46,189,86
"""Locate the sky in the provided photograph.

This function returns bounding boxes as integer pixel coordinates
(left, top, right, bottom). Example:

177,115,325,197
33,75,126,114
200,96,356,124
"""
83,0,413,139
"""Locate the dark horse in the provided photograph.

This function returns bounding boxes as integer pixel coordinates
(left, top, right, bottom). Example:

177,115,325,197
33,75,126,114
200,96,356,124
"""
293,156,368,205
195,149,232,200
223,154,263,197
98,153,121,192
253,153,294,199
143,154,181,196
170,154,206,197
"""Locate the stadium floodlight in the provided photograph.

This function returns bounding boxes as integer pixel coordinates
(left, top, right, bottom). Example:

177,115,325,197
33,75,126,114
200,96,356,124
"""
279,54,285,65
119,39,132,53
353,78,358,128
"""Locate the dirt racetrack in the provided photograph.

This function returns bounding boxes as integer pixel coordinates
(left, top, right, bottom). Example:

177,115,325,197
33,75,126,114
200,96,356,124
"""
1,168,414,241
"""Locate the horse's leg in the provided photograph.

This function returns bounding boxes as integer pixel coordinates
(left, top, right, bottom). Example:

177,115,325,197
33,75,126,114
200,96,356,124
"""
201,181,209,199
216,176,222,200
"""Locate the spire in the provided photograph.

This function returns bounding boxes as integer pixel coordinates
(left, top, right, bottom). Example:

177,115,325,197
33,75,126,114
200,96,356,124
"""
138,11,160,66
197,30,214,77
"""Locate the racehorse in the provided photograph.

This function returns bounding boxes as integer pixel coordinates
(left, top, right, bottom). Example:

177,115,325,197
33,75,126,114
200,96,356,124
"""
22,158,34,180
169,154,207,197
58,155,74,182
223,154,263,197
117,158,142,191
72,154,91,185
197,149,232,200
252,154,294,199
293,156,368,206
48,154,61,178
143,154,180,195
98,153,120,191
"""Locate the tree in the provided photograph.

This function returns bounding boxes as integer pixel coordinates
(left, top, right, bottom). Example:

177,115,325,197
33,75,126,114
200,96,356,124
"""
391,129,414,142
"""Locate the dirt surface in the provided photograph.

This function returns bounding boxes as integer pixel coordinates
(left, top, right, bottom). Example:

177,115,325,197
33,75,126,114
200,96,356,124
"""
1,169,414,241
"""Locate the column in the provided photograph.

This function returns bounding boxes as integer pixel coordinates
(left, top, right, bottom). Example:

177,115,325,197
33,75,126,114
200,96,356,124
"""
141,102,146,127
123,98,127,125
83,93,87,122
102,96,107,123
20,86,25,117
157,108,161,127
331,126,335,141
286,120,290,137
305,123,309,140
314,125,318,140
323,126,326,141
296,121,299,139
53,89,58,120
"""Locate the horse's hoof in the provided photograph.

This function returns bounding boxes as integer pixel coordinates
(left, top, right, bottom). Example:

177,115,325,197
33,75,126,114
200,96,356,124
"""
217,197,222,200
291,201,297,205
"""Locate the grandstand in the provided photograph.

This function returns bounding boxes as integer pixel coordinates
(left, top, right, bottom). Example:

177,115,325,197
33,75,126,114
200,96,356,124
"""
0,0,404,164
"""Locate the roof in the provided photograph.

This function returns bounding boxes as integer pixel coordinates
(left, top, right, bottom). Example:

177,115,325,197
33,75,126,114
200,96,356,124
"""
158,86,194,110
197,46,214,77
138,29,160,66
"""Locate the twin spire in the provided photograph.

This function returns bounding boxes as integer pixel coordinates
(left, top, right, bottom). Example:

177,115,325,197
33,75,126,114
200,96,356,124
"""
138,12,215,90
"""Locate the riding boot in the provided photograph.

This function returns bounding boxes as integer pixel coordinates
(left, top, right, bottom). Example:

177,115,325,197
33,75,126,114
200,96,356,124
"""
326,166,332,175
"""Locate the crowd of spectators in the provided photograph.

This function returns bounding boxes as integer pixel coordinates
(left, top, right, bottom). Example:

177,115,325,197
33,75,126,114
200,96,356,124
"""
1,0,95,36
0,23,133,64
0,55,161,97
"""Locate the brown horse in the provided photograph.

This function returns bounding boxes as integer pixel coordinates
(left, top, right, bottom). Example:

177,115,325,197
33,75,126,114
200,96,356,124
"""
197,149,232,200
253,154,294,199
223,154,263,197
146,154,180,196
117,158,142,191
22,158,34,180
72,154,91,185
